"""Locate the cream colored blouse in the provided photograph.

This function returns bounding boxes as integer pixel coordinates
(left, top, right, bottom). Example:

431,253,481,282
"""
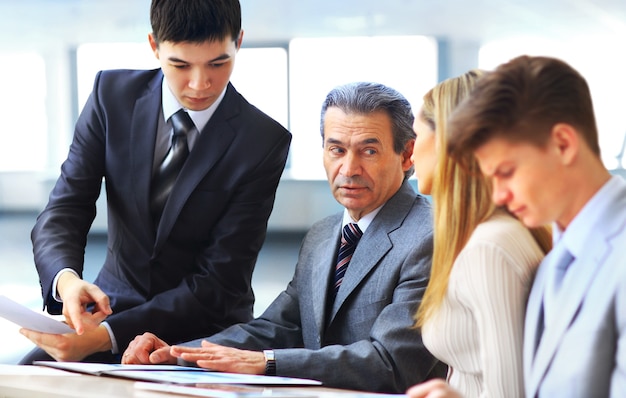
422,211,545,398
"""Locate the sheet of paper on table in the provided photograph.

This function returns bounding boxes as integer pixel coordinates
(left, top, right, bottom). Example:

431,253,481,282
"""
0,364,80,376
33,361,203,375
134,382,319,398
134,382,408,398
34,361,322,386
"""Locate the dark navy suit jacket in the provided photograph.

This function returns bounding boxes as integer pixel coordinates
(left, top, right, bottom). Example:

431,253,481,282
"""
31,69,291,351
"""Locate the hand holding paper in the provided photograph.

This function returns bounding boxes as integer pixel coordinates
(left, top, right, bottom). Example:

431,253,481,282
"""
0,294,114,362
20,323,113,362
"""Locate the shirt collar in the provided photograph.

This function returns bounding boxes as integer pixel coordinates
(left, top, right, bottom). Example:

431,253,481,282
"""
341,205,384,235
554,175,623,258
161,77,227,132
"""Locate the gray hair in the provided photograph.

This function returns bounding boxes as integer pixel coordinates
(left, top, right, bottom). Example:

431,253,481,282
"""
320,82,416,179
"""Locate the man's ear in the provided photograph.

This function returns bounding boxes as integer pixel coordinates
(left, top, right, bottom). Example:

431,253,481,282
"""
236,30,244,49
148,33,159,58
551,123,579,165
401,139,415,171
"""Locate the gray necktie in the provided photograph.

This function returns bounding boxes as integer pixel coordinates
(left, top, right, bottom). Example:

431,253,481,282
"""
542,245,575,327
150,109,193,224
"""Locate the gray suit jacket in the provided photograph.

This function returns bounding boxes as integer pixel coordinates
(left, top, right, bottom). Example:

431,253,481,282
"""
523,176,626,397
186,181,445,392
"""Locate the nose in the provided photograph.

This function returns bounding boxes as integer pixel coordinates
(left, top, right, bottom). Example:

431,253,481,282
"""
340,152,362,177
188,68,211,90
491,178,511,206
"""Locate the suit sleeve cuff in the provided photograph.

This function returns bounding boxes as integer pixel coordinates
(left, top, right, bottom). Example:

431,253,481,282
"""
101,321,119,354
52,268,80,302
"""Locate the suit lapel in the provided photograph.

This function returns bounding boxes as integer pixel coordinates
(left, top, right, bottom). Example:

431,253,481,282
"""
523,258,549,379
528,179,626,396
130,72,162,239
312,222,342,337
155,84,240,249
327,181,413,325
529,237,609,395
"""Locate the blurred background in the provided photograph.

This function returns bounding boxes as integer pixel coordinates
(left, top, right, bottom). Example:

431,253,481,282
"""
1,0,625,363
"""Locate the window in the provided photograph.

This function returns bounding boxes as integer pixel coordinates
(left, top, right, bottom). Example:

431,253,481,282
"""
76,42,158,112
0,52,47,172
230,47,289,129
288,36,438,179
479,36,626,170
76,39,436,180
76,43,288,129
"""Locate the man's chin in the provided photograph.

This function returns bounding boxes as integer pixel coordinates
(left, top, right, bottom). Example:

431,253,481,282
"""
519,215,544,229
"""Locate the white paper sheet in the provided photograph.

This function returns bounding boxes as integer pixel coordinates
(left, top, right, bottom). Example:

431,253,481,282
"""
34,361,205,375
134,382,318,398
112,370,322,386
34,361,322,386
0,364,80,376
0,295,73,334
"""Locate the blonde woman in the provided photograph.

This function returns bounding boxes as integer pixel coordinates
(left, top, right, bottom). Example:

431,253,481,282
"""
407,70,551,398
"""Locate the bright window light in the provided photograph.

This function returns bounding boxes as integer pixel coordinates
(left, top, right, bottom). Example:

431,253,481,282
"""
479,36,626,171
0,52,47,171
76,42,158,112
288,36,438,179
76,43,288,130
230,47,289,129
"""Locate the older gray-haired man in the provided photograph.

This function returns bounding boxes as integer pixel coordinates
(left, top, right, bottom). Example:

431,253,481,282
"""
123,82,446,393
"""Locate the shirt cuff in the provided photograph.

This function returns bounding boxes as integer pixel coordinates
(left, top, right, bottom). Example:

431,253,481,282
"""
52,268,80,302
101,321,119,354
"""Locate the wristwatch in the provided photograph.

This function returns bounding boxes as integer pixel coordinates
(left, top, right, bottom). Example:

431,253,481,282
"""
263,349,276,376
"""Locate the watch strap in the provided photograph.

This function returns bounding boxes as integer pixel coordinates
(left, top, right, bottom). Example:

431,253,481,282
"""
263,349,276,376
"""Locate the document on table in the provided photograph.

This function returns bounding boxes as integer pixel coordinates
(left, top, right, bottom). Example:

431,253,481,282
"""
134,382,318,398
34,361,322,386
110,369,322,386
33,361,202,375
0,295,73,334
134,382,407,398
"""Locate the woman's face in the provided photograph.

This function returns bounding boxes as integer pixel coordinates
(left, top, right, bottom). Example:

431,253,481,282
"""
411,112,438,195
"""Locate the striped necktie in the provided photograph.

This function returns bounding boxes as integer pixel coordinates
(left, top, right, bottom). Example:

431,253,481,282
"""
333,223,363,293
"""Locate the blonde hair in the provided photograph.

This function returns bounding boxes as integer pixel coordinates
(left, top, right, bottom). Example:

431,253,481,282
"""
415,70,551,327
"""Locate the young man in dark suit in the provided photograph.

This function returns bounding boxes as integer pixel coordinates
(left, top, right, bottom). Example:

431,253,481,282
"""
19,0,291,364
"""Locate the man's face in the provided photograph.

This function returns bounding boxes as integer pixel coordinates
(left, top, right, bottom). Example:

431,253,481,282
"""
474,135,569,228
323,107,413,221
149,32,242,111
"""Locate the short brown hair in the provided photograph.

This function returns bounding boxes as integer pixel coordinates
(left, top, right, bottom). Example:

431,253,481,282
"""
447,55,600,162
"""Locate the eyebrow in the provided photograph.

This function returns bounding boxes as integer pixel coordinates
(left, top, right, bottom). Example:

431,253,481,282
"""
324,137,382,146
483,162,511,178
325,138,342,145
362,138,381,145
167,53,231,64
